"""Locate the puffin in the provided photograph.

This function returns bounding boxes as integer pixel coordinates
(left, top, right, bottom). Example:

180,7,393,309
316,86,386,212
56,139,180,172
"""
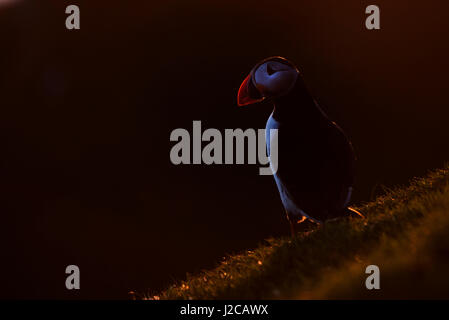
237,56,363,236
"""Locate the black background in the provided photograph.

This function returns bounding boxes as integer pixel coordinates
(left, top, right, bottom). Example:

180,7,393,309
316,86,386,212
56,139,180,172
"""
1,0,448,299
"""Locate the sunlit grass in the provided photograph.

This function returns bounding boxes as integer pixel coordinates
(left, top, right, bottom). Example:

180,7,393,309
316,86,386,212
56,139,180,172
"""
142,164,449,299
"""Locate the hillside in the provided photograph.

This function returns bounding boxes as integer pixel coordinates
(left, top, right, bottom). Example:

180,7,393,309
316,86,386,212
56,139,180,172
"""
143,164,449,299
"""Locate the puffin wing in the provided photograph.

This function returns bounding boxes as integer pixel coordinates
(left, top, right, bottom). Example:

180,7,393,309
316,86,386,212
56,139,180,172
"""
266,114,356,220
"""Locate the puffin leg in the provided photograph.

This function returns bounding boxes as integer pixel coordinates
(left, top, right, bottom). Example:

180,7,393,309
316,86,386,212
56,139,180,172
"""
347,207,365,219
289,221,296,238
289,215,307,238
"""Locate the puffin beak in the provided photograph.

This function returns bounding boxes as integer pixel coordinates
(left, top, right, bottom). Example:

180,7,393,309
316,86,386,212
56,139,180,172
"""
237,73,265,107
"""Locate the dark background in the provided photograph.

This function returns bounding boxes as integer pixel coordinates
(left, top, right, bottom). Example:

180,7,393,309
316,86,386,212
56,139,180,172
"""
0,0,448,299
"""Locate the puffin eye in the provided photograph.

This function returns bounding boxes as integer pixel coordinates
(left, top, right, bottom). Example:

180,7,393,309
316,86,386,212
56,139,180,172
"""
266,64,275,76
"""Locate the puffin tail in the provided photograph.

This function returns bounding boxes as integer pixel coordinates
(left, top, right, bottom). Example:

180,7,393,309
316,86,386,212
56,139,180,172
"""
346,207,365,219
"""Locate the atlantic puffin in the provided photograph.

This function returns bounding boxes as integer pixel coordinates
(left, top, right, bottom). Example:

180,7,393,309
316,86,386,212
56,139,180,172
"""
237,56,363,236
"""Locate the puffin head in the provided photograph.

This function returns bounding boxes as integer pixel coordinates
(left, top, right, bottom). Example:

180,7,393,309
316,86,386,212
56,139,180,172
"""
237,56,299,107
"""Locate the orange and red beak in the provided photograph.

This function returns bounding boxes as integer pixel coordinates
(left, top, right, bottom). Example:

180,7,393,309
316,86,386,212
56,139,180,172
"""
237,73,265,107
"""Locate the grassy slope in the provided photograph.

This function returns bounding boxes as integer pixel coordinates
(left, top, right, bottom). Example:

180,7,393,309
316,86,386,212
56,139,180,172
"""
145,164,449,299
